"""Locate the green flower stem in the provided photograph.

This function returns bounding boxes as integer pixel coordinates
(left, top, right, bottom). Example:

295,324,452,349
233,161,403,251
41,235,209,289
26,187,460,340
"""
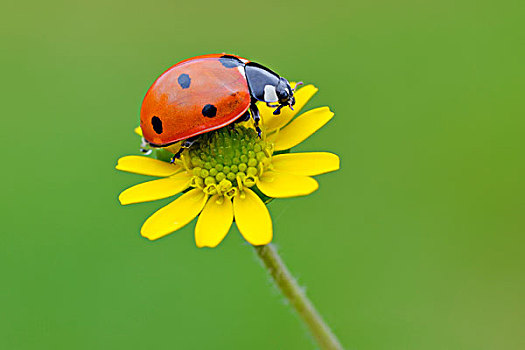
254,244,344,350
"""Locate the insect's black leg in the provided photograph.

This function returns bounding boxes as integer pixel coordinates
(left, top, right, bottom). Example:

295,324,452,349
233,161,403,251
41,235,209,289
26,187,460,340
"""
234,110,251,124
170,136,199,163
170,148,183,163
250,101,262,138
273,104,284,115
139,137,152,155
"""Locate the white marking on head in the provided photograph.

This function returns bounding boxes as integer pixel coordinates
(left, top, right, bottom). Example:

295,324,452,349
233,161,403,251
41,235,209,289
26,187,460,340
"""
264,85,279,102
237,66,246,78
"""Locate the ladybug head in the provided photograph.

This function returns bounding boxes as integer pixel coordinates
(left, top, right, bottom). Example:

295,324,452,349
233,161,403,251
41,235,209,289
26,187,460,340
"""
243,61,298,115
276,77,294,105
272,78,298,115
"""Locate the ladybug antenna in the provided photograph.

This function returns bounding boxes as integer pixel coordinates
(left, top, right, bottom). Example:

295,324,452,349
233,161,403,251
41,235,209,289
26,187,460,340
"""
293,81,304,92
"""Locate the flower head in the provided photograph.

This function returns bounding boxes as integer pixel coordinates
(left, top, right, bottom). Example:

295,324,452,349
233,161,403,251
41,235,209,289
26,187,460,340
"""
116,84,339,248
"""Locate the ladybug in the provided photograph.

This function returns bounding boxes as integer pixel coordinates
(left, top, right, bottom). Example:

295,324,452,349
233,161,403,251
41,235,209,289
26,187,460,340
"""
139,54,297,159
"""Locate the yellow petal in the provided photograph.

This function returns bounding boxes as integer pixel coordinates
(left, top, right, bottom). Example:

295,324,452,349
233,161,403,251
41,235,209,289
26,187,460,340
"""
116,155,181,177
164,143,182,155
141,189,207,240
134,127,143,137
195,195,233,248
271,152,340,176
273,107,334,151
119,172,192,205
257,171,318,198
259,84,318,132
233,188,272,246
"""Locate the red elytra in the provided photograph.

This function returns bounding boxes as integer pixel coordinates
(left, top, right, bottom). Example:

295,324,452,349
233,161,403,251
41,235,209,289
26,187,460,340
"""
140,54,251,147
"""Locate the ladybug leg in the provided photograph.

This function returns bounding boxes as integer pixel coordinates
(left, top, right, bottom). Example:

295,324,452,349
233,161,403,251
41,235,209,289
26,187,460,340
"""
170,137,199,163
170,150,182,163
235,110,251,123
139,137,152,155
250,101,262,138
273,104,284,115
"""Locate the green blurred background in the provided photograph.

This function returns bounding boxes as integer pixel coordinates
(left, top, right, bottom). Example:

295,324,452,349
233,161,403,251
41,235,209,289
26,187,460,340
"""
1,0,524,348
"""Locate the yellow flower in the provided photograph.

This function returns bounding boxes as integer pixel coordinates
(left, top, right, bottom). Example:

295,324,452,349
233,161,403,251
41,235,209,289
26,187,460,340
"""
116,84,339,248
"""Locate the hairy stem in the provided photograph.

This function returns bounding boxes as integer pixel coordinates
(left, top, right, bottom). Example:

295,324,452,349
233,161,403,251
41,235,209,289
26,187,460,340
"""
254,244,344,350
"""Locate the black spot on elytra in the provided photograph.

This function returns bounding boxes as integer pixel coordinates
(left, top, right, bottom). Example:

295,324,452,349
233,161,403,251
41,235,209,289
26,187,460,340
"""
177,73,191,89
202,104,217,118
219,55,244,68
151,116,163,134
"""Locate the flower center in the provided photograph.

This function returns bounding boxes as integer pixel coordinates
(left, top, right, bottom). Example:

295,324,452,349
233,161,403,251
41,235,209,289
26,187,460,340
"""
181,125,273,198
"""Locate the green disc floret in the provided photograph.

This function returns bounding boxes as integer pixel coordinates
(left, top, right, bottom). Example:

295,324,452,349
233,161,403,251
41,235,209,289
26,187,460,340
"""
192,167,202,176
183,125,273,196
204,176,216,186
256,152,265,161
215,172,226,182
